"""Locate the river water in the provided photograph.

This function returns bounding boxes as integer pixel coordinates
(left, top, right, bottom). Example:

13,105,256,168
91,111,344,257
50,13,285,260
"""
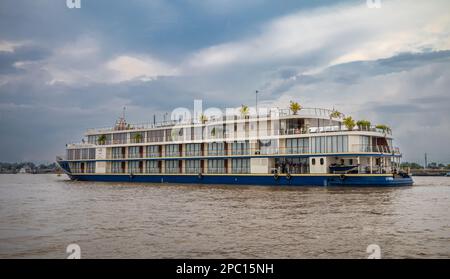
0,174,448,258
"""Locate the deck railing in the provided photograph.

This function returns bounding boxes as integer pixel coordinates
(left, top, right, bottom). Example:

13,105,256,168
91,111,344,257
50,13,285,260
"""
351,144,400,154
62,144,400,161
74,125,391,148
85,107,343,135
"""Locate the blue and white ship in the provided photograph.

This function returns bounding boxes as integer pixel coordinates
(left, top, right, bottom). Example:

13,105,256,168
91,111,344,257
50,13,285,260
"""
57,103,413,187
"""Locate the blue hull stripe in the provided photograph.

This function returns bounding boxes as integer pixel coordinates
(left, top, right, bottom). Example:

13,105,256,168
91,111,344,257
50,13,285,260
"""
69,174,413,187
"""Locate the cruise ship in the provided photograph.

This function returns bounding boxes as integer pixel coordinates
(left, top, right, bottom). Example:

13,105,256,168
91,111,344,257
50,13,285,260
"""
56,102,413,186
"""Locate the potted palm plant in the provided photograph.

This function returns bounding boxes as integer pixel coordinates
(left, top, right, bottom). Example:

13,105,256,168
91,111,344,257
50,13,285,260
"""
357,120,371,131
97,134,107,145
329,110,342,119
240,105,249,118
343,116,356,131
289,101,302,115
376,124,391,134
133,133,143,143
199,114,208,124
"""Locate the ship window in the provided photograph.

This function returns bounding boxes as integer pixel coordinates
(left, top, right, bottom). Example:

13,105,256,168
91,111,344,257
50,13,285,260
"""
165,144,180,157
208,125,223,139
231,158,250,174
360,136,370,152
208,142,225,156
147,130,164,142
112,147,123,159
208,159,225,174
286,138,308,154
320,158,324,165
86,162,95,173
146,145,160,157
165,160,180,173
146,160,160,173
231,141,250,155
128,146,141,158
113,133,127,144
128,161,142,173
88,148,95,159
312,158,316,165
186,143,202,156
88,135,97,144
111,161,124,173
186,160,201,173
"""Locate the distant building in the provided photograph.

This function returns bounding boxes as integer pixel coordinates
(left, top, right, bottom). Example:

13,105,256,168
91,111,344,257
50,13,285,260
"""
18,165,32,174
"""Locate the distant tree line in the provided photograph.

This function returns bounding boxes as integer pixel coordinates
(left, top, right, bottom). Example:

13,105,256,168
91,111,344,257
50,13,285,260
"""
400,162,450,170
0,162,59,173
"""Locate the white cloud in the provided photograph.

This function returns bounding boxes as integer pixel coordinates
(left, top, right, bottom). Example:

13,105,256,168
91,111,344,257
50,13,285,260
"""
8,37,178,85
106,55,178,82
186,0,450,72
266,59,450,162
0,40,24,52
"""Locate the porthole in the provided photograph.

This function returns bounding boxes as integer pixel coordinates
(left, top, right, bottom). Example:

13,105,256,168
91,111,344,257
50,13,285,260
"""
312,158,316,165
320,158,324,165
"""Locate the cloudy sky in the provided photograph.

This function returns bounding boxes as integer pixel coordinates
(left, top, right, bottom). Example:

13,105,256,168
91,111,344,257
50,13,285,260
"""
0,0,449,164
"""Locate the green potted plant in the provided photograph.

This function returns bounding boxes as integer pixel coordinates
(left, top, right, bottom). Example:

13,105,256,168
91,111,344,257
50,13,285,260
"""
376,124,391,134
357,120,371,131
329,110,342,119
199,114,208,124
133,133,143,143
97,134,107,145
343,116,356,131
240,104,249,118
289,101,302,115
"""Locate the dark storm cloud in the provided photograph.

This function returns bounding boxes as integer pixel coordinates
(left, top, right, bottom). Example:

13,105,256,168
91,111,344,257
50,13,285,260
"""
0,45,51,74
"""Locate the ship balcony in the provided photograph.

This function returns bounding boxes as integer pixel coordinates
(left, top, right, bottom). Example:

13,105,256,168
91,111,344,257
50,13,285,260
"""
351,144,400,154
207,168,227,174
83,125,392,147
283,125,392,136
64,144,401,161
185,167,202,174
146,168,161,174
185,151,203,157
128,153,144,159
85,107,341,135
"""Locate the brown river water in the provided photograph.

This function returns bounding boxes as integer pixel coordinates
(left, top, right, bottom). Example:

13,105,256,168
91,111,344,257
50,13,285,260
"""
0,174,449,258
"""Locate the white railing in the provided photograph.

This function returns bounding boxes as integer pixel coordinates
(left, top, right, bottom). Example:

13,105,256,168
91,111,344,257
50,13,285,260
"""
351,144,400,154
85,107,343,135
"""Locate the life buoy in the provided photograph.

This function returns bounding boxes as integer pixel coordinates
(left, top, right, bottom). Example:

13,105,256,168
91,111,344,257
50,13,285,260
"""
286,173,292,180
198,173,203,179
274,173,279,180
340,174,346,180
129,172,134,179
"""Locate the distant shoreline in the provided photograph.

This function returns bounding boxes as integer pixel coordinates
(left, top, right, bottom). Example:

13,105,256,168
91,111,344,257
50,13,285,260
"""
410,169,449,176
